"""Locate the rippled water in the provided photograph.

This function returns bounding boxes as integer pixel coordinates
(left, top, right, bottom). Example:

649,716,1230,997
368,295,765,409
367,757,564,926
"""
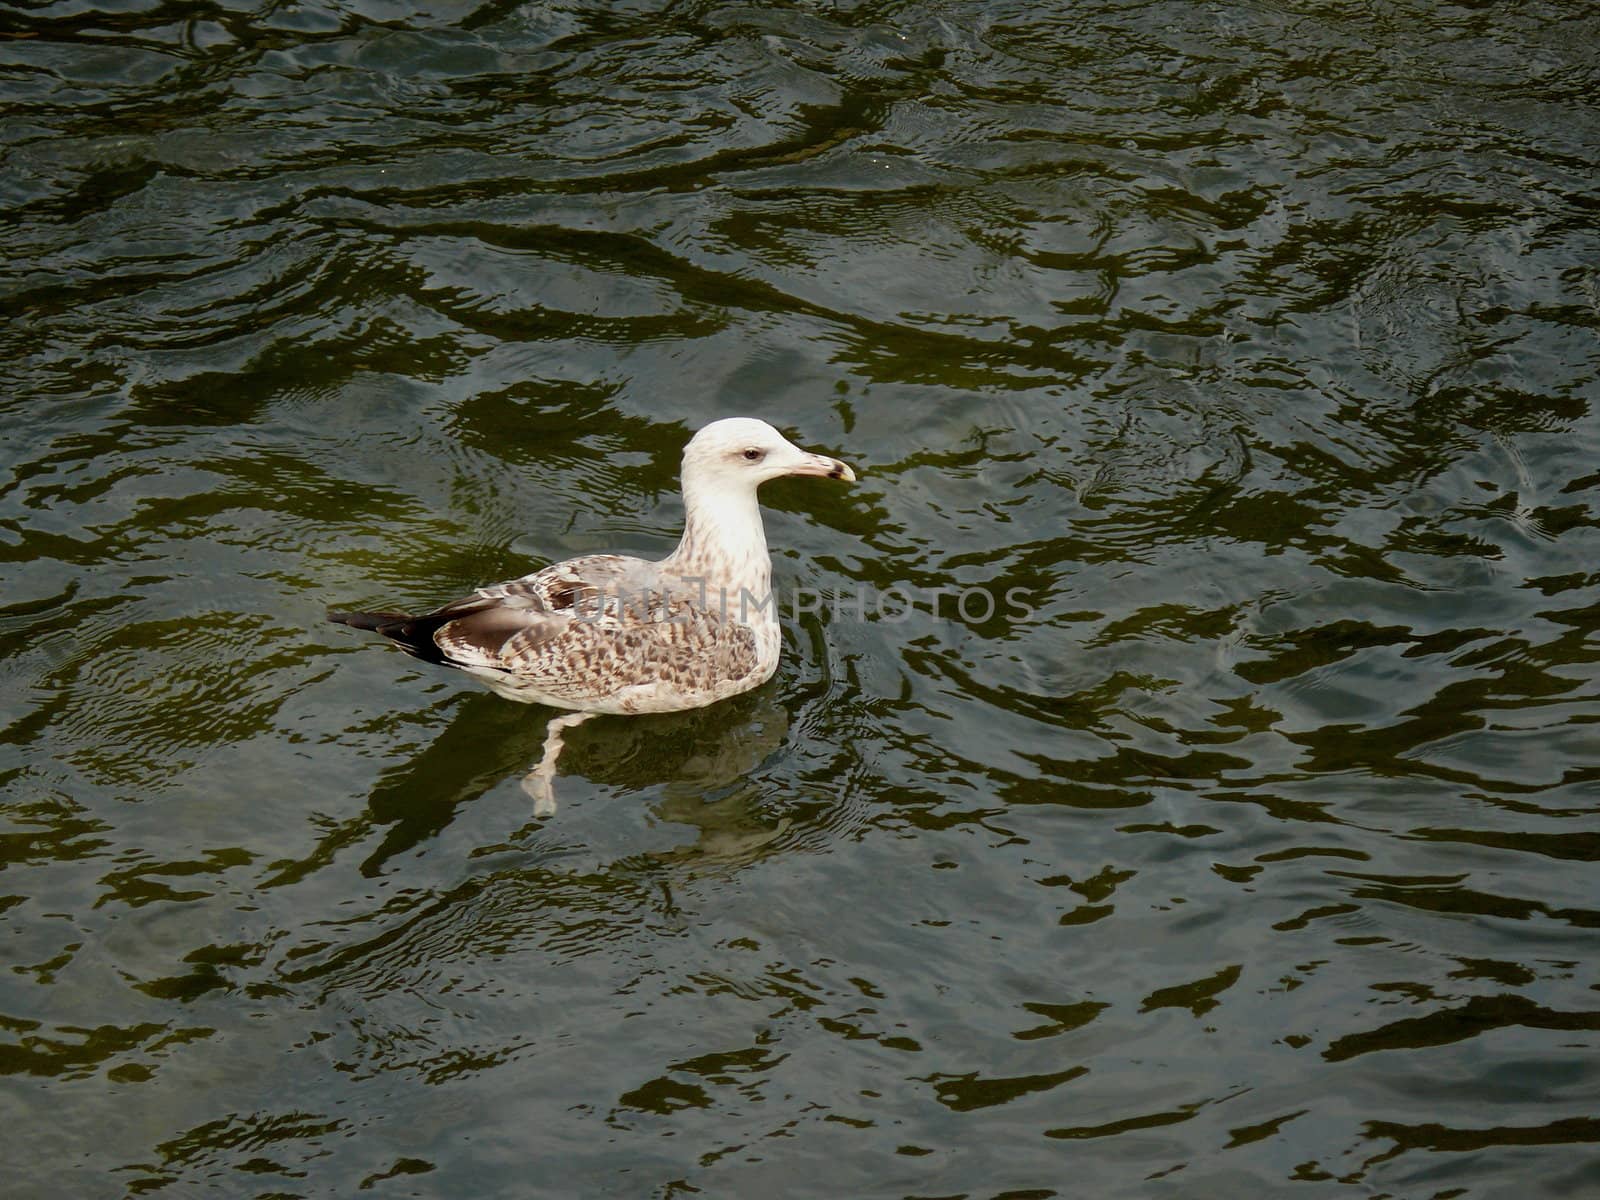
4,0,1599,1195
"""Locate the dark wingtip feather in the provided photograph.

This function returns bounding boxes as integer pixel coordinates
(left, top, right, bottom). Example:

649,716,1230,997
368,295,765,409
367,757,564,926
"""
328,608,410,631
328,606,454,666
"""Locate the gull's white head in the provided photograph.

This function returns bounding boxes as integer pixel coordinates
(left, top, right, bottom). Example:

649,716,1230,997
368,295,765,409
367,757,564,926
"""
681,417,856,493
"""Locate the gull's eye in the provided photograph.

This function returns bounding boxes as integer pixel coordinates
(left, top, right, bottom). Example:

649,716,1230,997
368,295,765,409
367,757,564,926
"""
742,447,764,462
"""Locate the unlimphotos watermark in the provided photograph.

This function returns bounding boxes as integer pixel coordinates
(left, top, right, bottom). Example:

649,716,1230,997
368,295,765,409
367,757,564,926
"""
566,580,1035,625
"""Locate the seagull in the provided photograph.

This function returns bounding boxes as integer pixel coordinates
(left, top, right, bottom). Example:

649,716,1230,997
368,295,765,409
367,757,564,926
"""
329,417,856,813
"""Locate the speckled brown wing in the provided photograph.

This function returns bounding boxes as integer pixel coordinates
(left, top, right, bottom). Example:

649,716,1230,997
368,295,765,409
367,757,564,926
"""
474,554,645,613
428,561,762,707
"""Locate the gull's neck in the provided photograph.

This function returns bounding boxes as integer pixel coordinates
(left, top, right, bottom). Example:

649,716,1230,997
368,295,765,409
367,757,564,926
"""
661,476,773,616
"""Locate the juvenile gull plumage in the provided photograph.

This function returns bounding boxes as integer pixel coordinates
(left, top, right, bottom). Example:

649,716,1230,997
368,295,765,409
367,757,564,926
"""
329,417,855,813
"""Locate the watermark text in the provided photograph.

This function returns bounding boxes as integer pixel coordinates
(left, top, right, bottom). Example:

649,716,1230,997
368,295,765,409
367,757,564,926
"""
567,581,1035,625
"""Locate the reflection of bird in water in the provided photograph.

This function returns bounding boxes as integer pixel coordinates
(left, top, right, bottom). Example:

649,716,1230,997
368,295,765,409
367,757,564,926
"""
329,418,855,814
557,688,797,864
327,687,796,880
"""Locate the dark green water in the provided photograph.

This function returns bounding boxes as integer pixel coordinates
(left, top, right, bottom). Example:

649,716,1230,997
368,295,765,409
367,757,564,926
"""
3,0,1599,1195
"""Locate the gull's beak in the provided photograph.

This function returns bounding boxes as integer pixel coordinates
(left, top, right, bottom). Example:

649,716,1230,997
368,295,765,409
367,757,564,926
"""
789,451,857,482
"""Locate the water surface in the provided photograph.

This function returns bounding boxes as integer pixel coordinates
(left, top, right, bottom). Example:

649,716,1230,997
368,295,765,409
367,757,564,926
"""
3,0,1599,1196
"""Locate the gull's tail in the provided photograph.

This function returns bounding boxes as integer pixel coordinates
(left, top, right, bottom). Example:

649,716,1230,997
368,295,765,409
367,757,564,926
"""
327,609,410,633
328,607,451,666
